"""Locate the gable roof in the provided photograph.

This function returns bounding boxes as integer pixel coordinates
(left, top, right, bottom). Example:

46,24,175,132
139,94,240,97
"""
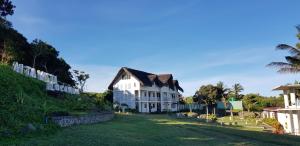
108,67,184,92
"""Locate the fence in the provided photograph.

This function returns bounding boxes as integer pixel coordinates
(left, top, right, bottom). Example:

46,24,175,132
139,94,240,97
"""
178,103,204,111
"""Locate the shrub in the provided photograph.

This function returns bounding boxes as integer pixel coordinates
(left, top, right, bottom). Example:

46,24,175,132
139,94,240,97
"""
262,118,284,134
208,114,217,121
187,112,198,118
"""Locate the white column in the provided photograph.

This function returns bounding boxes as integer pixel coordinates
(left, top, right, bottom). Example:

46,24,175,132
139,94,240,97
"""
293,113,299,135
284,94,289,108
291,93,296,108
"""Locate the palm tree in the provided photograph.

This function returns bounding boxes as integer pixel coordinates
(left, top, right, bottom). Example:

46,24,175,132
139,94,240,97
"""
267,25,300,73
232,83,244,100
216,81,230,101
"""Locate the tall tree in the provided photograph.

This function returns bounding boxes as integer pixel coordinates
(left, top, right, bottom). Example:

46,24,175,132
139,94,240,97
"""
194,85,222,119
231,83,244,100
243,94,258,112
184,97,194,113
267,25,300,73
30,39,50,68
73,70,89,93
0,0,15,27
216,81,230,101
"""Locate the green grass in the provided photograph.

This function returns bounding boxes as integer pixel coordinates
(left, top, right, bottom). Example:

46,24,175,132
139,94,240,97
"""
2,114,300,146
0,64,95,136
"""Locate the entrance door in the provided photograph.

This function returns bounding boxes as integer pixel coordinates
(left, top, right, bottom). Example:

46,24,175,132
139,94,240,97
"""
157,103,161,112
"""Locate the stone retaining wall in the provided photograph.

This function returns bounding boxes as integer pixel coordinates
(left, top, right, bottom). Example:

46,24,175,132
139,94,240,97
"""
51,112,114,127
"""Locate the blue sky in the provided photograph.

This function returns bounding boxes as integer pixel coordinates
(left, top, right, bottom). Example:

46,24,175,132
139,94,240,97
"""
8,0,300,96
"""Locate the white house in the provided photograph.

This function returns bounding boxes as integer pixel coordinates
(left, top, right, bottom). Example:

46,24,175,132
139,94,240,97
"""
108,67,184,113
273,84,300,135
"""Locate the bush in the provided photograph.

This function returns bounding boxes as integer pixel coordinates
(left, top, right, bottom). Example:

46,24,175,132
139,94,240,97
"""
187,112,198,118
262,118,284,134
207,114,217,121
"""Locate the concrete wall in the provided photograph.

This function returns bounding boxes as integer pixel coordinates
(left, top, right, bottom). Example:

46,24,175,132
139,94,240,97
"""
51,112,114,127
277,110,300,135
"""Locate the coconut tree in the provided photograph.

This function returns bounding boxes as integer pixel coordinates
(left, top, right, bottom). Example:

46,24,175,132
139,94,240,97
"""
216,81,230,101
231,83,244,100
267,25,300,73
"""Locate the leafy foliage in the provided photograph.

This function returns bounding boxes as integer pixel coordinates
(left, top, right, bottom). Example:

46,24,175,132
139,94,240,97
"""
267,25,300,73
262,118,284,134
0,0,15,17
231,83,244,100
82,91,113,111
242,94,258,112
73,70,90,93
194,84,222,105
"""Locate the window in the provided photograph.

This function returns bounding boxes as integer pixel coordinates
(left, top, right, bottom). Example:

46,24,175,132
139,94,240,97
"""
144,103,147,108
163,92,167,97
128,83,131,89
152,103,155,108
122,74,131,80
134,82,136,87
172,94,175,99
148,92,151,97
157,92,161,98
152,92,156,97
144,91,147,97
171,104,176,108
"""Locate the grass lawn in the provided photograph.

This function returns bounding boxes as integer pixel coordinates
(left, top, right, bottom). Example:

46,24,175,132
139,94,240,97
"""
2,113,300,146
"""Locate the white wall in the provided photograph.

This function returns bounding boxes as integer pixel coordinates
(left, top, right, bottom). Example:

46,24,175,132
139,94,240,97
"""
112,73,182,112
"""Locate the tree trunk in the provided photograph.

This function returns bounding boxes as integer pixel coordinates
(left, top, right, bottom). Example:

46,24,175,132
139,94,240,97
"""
230,106,233,121
213,107,216,115
206,105,209,122
33,56,37,68
189,104,192,113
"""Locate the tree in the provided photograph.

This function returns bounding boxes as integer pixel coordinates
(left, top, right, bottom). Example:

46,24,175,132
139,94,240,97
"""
231,83,244,100
243,94,258,112
216,81,230,101
0,0,15,18
0,0,15,27
73,70,89,93
184,97,194,113
194,85,222,119
267,25,300,73
30,39,51,68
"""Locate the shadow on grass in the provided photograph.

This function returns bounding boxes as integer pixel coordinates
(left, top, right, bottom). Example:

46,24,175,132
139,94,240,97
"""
2,113,300,146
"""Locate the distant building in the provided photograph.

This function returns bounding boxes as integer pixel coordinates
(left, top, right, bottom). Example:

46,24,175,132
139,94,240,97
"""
273,85,300,135
108,67,183,113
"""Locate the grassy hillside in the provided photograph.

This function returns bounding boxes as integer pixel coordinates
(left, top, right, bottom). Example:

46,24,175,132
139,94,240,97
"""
0,64,95,137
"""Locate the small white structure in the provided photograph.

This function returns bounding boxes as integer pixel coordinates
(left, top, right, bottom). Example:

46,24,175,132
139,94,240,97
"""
108,67,184,113
274,85,300,135
11,62,79,95
262,107,281,119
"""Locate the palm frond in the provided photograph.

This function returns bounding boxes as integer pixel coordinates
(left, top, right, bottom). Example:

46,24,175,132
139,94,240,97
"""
276,44,300,55
285,56,300,65
267,62,293,68
278,67,300,74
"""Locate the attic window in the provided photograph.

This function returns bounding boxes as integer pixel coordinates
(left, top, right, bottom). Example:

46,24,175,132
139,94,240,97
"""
122,74,131,80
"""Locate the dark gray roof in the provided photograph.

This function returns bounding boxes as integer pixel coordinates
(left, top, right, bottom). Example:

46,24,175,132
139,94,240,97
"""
108,67,184,92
